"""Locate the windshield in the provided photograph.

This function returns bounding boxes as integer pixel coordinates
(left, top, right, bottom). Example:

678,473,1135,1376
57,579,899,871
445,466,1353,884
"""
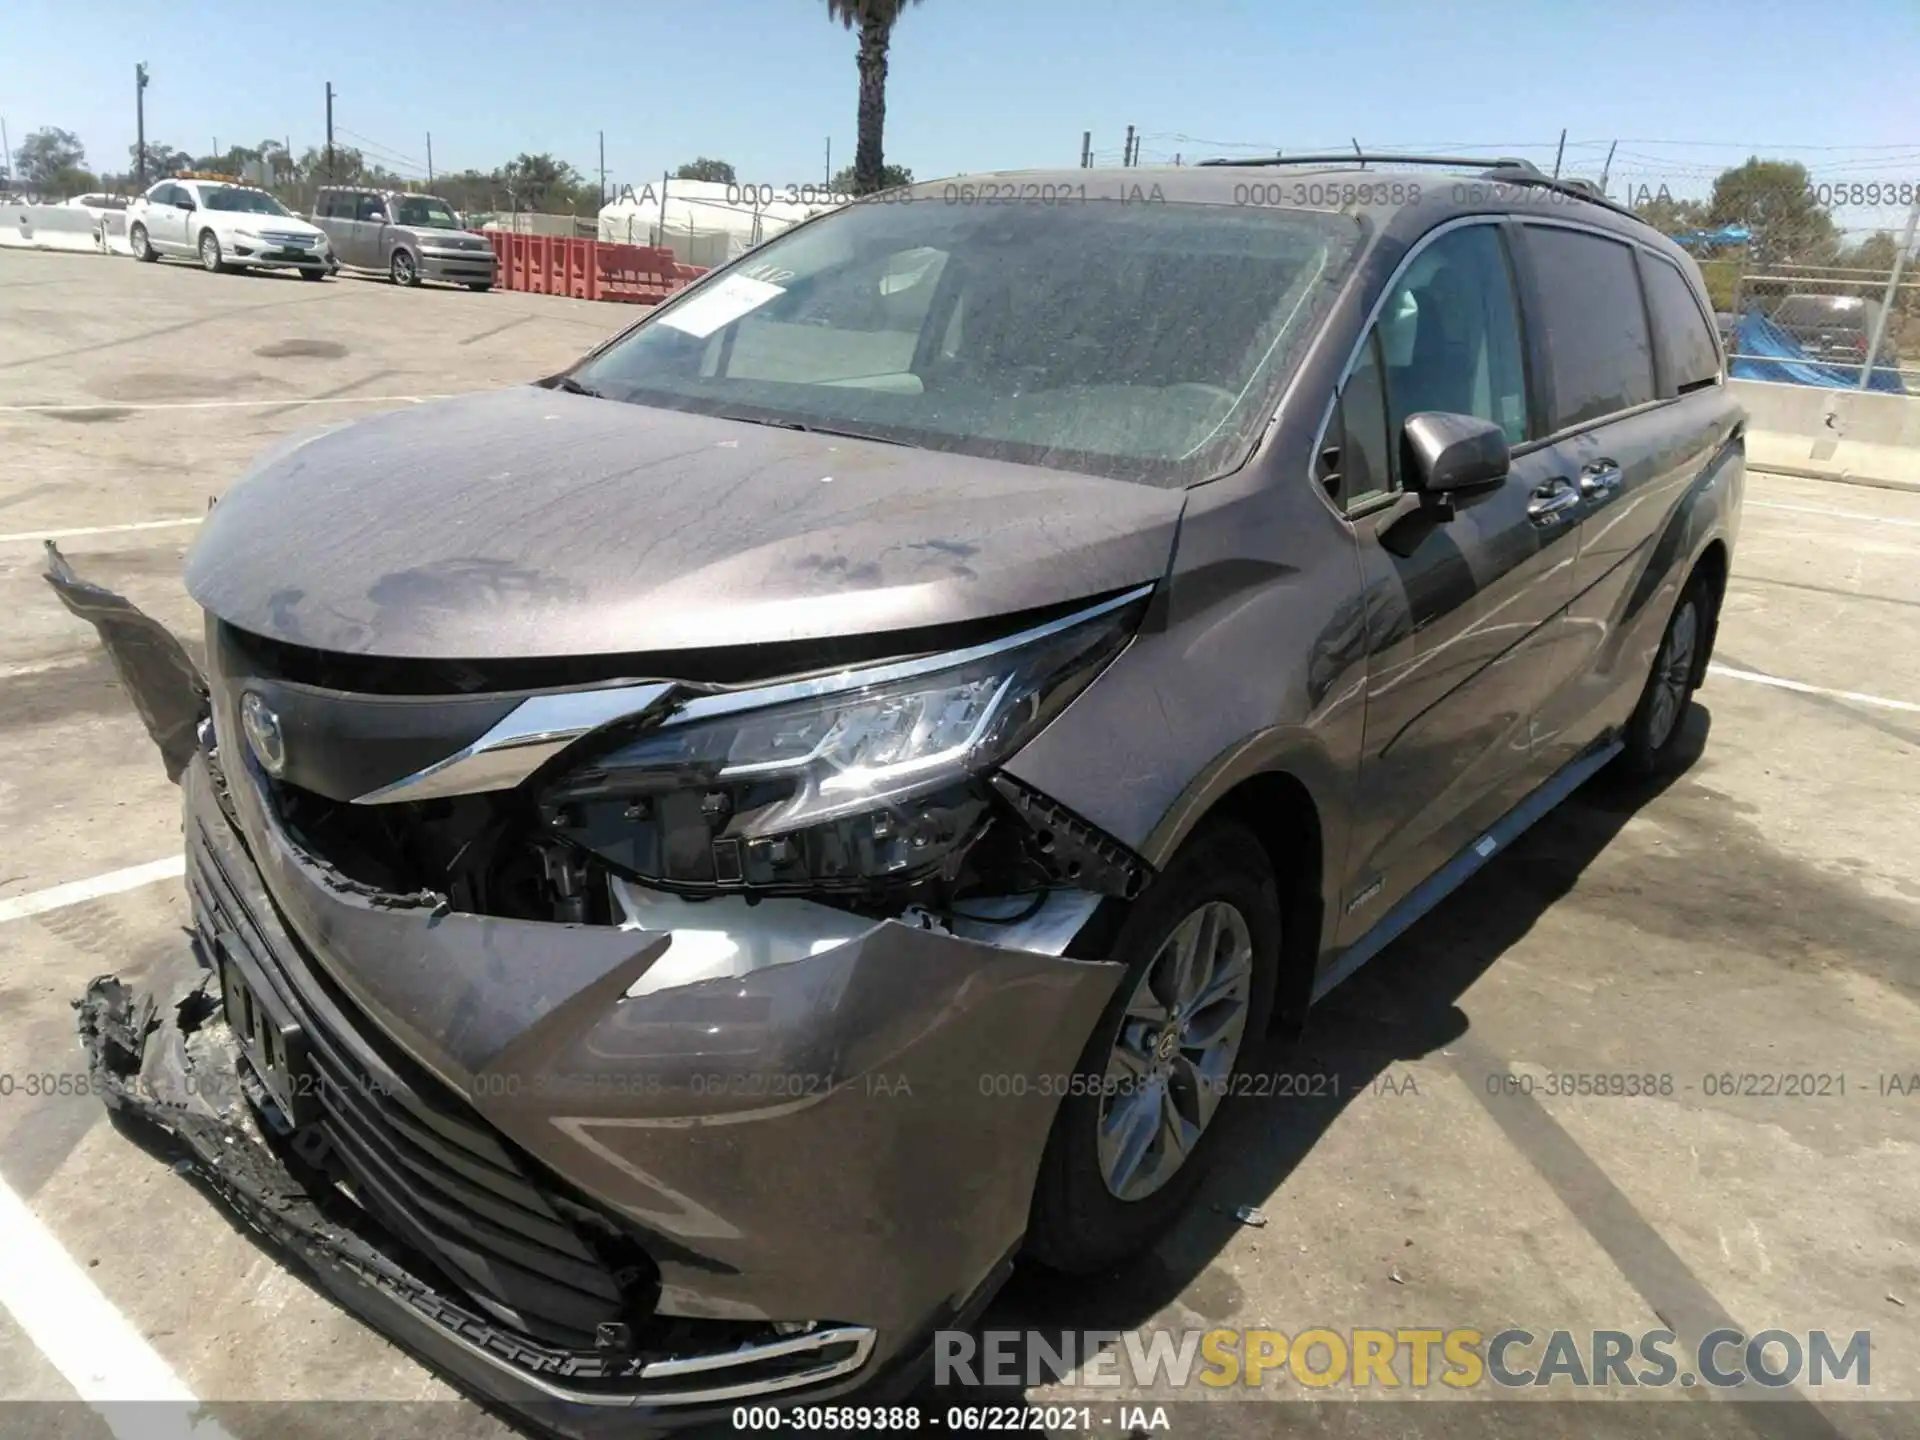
395,195,462,229
572,196,1360,486
203,186,292,217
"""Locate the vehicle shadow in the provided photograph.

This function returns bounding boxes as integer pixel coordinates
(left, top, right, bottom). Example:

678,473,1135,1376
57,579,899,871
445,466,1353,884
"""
941,706,1716,1411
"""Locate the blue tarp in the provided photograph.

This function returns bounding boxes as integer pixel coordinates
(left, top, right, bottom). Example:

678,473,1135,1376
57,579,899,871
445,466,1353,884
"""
1672,224,1751,249
1728,308,1906,395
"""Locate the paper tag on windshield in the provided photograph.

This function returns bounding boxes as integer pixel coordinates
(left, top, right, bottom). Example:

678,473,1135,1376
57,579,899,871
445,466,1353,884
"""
657,274,786,339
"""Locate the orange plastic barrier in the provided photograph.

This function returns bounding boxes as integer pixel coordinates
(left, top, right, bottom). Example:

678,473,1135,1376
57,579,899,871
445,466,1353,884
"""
485,231,707,306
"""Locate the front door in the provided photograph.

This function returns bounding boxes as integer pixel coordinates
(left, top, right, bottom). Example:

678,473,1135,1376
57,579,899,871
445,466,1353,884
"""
352,191,389,270
148,184,191,253
1325,220,1579,941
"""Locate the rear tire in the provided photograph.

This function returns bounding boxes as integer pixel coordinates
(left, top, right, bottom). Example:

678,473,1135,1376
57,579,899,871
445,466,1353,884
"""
198,230,226,274
1616,572,1712,777
129,223,157,262
1026,819,1280,1274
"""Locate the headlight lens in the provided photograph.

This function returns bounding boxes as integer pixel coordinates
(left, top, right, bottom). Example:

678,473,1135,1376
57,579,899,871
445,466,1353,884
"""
541,595,1142,892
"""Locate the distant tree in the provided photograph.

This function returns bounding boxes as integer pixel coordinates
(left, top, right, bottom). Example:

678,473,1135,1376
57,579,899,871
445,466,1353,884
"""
1631,193,1709,236
1708,158,1837,265
830,162,912,193
822,0,923,195
297,144,367,185
129,141,194,182
17,127,86,186
498,152,587,212
674,157,737,184
434,168,500,214
1838,230,1900,274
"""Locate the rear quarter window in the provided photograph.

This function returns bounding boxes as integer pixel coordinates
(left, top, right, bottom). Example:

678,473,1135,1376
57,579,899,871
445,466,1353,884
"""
1642,256,1722,392
1523,226,1657,429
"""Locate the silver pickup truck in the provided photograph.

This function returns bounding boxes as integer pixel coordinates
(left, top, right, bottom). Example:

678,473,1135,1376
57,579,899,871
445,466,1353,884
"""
311,185,496,290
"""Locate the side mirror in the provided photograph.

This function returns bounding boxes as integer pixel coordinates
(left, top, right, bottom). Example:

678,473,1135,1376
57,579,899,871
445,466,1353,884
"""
1402,412,1510,495
174,197,196,211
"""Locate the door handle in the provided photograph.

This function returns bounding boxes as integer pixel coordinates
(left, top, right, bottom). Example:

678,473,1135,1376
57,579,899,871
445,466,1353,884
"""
1527,478,1582,524
1578,460,1623,497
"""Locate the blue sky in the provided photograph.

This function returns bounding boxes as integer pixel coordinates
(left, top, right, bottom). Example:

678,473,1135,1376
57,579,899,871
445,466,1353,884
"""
6,0,1920,226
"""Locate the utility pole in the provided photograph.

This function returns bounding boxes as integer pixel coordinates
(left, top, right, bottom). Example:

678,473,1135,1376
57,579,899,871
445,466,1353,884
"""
134,64,149,187
426,132,434,186
1080,131,1091,169
1123,125,1135,167
1552,127,1566,179
2,116,12,190
324,82,335,182
825,137,831,184
597,130,606,205
1598,139,1617,197
1858,198,1920,390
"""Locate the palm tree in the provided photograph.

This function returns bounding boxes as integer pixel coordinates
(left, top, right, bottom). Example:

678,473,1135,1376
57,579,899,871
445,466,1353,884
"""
824,0,921,195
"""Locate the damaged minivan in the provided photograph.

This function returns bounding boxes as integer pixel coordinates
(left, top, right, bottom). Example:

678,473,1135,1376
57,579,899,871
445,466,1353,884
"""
51,158,1741,1432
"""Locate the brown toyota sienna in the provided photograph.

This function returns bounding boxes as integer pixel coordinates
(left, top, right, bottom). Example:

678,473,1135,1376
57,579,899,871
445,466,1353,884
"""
49,155,1742,1434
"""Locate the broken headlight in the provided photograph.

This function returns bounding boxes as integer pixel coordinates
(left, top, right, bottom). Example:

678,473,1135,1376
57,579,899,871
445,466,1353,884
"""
539,594,1144,894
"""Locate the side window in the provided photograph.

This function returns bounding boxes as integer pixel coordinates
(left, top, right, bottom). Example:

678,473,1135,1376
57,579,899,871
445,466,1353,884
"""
355,193,387,222
1378,224,1529,448
1323,331,1394,511
151,183,178,206
1643,256,1722,392
1525,227,1657,427
316,191,340,219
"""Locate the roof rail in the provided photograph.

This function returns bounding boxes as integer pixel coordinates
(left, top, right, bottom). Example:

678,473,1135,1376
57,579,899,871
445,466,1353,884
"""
1196,151,1648,224
1196,153,1533,170
1474,162,1645,222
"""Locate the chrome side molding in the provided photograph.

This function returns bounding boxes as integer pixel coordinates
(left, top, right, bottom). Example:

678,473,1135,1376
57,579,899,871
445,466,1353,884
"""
353,682,675,804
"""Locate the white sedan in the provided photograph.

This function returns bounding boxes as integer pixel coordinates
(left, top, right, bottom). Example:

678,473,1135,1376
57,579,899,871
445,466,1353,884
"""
128,177,331,278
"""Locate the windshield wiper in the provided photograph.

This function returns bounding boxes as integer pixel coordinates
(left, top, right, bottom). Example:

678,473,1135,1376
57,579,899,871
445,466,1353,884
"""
719,415,911,447
549,375,607,399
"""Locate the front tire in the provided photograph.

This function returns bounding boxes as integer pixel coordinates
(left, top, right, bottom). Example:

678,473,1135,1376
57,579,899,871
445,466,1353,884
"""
390,249,419,287
1026,819,1280,1274
1617,572,1712,777
299,267,328,282
198,230,226,273
466,282,492,292
129,223,157,262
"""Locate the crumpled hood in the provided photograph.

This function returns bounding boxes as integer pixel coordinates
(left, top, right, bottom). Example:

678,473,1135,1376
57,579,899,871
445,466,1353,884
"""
185,387,1184,659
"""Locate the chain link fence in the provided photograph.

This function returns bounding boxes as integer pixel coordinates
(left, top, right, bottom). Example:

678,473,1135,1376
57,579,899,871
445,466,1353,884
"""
1727,259,1920,392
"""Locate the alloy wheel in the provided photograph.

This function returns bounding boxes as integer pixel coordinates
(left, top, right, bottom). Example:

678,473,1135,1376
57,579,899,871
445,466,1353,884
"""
200,233,220,271
1646,598,1698,751
1097,900,1255,1202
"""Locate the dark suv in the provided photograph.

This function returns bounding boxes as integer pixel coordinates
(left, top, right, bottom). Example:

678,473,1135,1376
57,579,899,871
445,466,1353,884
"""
52,156,1740,1434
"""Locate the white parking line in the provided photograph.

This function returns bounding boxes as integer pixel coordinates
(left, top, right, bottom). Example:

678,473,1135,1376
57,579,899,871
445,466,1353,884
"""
0,516,203,544
1709,664,1920,714
1749,500,1920,529
0,857,184,925
0,394,445,413
0,1174,232,1434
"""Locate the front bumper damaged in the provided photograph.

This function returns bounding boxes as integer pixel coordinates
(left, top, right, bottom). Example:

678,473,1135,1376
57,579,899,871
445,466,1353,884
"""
55,552,1130,1436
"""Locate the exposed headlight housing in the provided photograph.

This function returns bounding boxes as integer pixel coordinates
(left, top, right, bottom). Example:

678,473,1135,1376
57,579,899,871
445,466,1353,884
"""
538,594,1144,896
